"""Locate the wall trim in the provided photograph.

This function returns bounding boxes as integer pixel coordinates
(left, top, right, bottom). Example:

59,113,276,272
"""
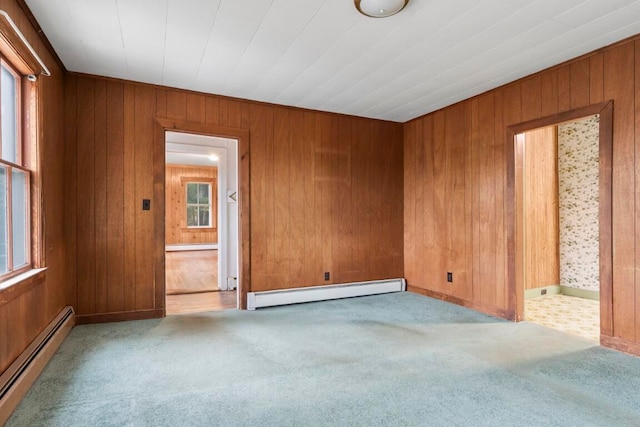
524,285,561,299
506,101,613,334
165,244,218,252
601,335,640,358
0,306,74,425
524,285,600,301
155,118,251,310
75,308,163,325
407,285,514,320
559,286,600,301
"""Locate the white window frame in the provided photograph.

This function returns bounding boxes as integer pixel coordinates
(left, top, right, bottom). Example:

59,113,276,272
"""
0,58,30,280
185,181,212,228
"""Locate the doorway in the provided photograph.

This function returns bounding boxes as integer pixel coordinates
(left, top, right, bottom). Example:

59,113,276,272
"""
164,131,239,315
516,116,600,341
507,101,613,343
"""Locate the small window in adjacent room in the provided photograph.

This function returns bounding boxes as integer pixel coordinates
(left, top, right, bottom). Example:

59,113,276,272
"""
0,59,29,278
186,182,211,228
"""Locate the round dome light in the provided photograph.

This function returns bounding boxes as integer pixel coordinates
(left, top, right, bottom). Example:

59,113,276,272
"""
355,0,409,18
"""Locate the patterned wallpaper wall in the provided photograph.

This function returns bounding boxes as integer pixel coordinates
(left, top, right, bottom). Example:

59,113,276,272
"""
557,115,599,291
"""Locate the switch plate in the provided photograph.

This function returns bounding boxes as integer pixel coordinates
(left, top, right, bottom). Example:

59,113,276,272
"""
142,199,151,210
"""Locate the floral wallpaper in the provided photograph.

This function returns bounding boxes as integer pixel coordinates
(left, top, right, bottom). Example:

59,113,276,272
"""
557,115,599,291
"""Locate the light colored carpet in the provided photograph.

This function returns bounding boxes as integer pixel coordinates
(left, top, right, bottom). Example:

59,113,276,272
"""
8,292,640,426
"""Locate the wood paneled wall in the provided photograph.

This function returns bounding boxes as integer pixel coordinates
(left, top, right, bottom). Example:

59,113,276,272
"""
520,127,560,290
65,75,404,320
0,0,66,374
404,35,640,354
165,165,218,245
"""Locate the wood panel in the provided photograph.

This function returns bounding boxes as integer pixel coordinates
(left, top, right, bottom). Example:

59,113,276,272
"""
75,77,95,315
405,34,636,352
65,74,404,317
636,40,640,344
605,43,636,341
106,81,125,313
165,165,218,245
474,94,497,307
520,126,560,290
0,0,67,377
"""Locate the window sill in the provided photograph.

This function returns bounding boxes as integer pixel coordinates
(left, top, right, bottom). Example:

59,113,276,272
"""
181,227,217,232
0,268,46,307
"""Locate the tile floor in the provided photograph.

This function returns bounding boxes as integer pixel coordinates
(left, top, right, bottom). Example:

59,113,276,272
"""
525,294,600,342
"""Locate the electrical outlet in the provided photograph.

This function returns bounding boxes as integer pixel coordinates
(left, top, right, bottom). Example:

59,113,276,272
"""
142,199,151,210
541,289,547,295
324,272,330,281
447,272,453,283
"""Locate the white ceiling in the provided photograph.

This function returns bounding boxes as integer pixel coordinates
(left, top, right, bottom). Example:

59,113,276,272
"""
165,131,235,166
25,0,640,122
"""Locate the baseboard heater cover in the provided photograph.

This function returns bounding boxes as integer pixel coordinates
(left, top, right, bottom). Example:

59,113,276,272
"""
0,306,74,424
247,278,406,310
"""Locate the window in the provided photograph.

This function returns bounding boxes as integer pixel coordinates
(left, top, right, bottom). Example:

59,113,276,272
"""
0,59,29,278
186,182,211,228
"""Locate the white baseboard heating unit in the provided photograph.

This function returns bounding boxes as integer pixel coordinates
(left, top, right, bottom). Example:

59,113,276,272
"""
247,278,406,310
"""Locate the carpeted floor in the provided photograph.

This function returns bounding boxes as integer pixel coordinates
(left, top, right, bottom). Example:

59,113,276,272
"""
8,292,640,426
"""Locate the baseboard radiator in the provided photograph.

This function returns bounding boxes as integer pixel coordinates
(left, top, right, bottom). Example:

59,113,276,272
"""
247,278,406,310
0,306,74,425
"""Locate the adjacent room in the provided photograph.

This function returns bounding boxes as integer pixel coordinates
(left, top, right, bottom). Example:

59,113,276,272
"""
3,0,640,425
519,116,601,342
164,131,239,315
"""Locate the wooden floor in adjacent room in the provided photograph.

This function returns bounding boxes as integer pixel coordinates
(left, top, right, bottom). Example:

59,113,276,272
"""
166,291,237,315
165,249,236,315
166,250,218,295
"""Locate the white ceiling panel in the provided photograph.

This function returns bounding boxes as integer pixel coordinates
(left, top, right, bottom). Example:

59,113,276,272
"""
162,0,221,88
25,0,640,122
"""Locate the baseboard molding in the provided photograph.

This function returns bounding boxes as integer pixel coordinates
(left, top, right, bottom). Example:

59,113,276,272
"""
75,308,164,325
560,286,600,301
600,335,640,357
0,306,74,425
247,279,406,310
525,285,561,299
525,285,600,301
406,285,514,320
165,244,217,252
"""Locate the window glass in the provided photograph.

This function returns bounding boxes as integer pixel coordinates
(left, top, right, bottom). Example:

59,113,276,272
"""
0,166,7,274
186,182,211,227
187,183,197,204
187,205,197,227
199,206,210,227
12,168,27,267
198,183,209,204
1,65,17,164
0,58,30,279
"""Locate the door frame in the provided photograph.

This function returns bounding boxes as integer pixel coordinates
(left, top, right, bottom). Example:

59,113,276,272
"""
154,118,251,309
506,101,613,338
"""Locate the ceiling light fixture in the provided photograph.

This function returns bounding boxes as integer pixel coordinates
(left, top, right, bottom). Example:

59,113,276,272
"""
354,0,409,18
